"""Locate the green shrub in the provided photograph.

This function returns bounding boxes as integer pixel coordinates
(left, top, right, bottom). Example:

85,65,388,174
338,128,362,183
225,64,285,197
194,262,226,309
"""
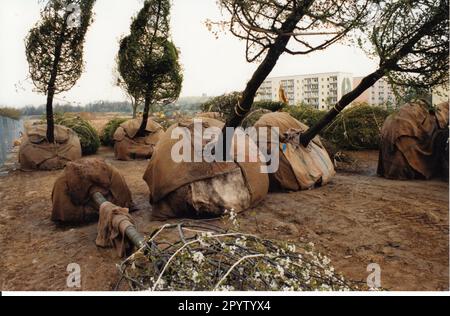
0,107,22,120
252,101,287,112
201,97,393,151
54,114,101,155
282,104,393,150
201,92,241,121
284,104,326,127
101,118,128,147
322,104,393,150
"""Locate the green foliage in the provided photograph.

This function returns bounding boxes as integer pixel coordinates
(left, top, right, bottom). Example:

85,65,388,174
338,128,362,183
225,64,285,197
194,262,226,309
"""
282,103,393,150
25,0,96,94
117,0,182,135
284,104,326,128
201,92,241,121
101,118,128,147
54,114,100,155
368,0,448,89
0,107,22,120
25,0,95,142
322,104,393,150
252,101,287,112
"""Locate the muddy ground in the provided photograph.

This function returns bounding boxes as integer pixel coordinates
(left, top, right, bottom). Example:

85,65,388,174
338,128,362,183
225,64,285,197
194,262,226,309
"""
0,146,448,291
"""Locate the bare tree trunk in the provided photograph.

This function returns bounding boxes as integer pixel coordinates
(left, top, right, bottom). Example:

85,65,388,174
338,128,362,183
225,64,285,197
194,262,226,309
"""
225,2,313,129
219,1,314,159
45,87,56,143
137,91,151,137
46,13,69,143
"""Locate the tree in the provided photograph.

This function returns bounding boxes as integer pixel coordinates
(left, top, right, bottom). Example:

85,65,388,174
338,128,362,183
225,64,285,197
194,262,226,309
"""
213,0,370,128
210,0,370,157
25,0,95,143
118,0,182,137
300,0,449,146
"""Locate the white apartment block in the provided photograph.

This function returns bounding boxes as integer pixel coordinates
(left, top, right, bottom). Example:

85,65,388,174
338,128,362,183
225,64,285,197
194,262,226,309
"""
255,72,353,110
353,77,398,107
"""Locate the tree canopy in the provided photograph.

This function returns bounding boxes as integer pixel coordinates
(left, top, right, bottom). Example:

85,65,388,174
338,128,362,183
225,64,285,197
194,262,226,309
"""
117,0,183,137
371,0,448,89
25,0,95,142
210,0,371,157
300,0,449,146
208,0,447,150
216,0,369,63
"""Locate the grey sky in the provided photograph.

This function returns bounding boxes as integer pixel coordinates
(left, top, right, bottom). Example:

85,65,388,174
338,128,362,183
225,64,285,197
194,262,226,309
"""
0,0,378,107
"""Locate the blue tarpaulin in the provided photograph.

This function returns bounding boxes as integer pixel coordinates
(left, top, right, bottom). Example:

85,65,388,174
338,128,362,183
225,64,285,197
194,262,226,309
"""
0,116,23,167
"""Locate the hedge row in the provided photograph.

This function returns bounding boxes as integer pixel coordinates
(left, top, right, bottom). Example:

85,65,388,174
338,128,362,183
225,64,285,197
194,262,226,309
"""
201,93,393,150
285,104,394,150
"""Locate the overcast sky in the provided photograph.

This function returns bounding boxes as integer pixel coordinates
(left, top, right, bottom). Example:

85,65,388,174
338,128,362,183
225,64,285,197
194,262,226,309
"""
0,0,378,107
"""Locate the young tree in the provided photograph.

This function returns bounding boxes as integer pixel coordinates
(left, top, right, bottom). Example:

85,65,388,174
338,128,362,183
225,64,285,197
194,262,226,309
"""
210,0,370,157
118,0,182,137
213,0,370,130
25,0,95,143
300,0,449,146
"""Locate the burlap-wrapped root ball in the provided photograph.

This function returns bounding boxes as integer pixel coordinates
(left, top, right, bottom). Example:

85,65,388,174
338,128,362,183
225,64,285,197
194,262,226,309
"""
254,112,335,191
19,124,82,171
143,117,269,220
113,118,164,161
52,158,133,224
377,100,449,180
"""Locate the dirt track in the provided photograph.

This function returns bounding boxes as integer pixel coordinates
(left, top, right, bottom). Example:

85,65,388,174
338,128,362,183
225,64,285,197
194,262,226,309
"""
0,148,448,291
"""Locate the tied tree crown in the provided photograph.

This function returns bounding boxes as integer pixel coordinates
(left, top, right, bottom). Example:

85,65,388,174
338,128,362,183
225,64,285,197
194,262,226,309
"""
25,0,96,143
117,0,183,138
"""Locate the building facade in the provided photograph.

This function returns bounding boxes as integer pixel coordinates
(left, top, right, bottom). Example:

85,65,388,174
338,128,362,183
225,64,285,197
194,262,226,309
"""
256,72,353,110
353,77,398,107
255,72,353,110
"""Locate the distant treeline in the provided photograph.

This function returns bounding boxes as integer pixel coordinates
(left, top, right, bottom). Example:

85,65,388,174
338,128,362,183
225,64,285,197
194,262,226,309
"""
0,107,22,120
19,97,210,116
21,101,133,116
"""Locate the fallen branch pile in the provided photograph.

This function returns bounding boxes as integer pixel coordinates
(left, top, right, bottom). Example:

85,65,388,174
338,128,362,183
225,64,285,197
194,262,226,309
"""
116,215,364,291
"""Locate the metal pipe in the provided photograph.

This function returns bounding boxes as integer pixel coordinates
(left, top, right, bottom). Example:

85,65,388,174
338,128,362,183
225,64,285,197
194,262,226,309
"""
124,225,146,249
91,192,146,249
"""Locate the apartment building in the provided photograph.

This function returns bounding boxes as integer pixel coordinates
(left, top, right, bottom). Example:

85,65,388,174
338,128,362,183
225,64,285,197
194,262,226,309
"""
353,77,398,107
255,72,353,110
